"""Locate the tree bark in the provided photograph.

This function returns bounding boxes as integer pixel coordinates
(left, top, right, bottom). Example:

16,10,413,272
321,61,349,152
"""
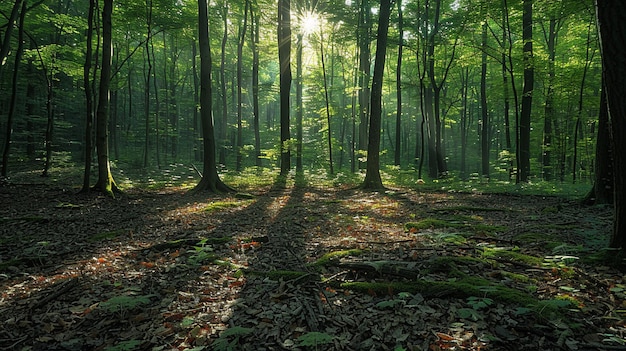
1,1,25,177
519,0,533,183
362,0,392,190
596,0,626,248
193,0,233,193
480,19,489,179
94,0,119,196
394,0,403,167
81,0,96,192
278,0,292,175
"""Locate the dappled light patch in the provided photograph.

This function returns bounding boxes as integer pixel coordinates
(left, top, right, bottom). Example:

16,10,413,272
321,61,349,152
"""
0,177,622,350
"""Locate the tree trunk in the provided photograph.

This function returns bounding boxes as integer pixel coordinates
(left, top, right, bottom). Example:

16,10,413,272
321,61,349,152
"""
1,1,25,177
193,0,233,193
0,0,23,70
596,0,626,248
320,27,334,175
587,83,612,204
519,0,533,182
251,6,261,168
394,0,403,167
81,0,95,192
480,20,489,179
542,17,557,181
296,33,304,173
94,0,119,196
278,0,292,175
358,0,371,168
218,4,228,165
362,0,392,190
236,0,249,172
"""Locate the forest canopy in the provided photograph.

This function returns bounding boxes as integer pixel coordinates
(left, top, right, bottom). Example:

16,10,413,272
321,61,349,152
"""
0,0,601,186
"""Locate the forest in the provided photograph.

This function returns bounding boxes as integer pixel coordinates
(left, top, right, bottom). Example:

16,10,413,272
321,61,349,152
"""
2,0,626,350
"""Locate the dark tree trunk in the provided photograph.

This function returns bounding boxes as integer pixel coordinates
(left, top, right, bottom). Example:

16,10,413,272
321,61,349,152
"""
394,0,403,167
94,0,119,196
278,0,292,175
193,0,233,193
320,28,334,174
542,17,557,181
81,0,96,192
587,84,613,205
296,34,304,173
596,0,626,248
1,1,25,177
519,0,533,182
251,7,261,168
0,0,23,69
362,0,392,190
218,4,228,165
480,20,489,179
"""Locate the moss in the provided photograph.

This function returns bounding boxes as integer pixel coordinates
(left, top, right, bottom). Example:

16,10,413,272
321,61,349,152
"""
500,270,532,283
426,256,490,277
482,247,543,266
338,278,537,306
405,218,463,231
309,249,366,267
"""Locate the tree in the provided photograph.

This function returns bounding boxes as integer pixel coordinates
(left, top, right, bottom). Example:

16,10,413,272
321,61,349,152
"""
193,0,233,193
362,0,393,190
81,0,97,192
93,0,119,196
394,0,403,167
1,1,25,177
596,0,626,248
278,0,292,175
518,0,533,183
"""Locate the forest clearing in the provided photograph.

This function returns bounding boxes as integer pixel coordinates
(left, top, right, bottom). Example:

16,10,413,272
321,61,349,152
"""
0,165,621,351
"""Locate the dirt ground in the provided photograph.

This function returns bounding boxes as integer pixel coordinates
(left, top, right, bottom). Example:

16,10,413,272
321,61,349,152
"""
0,172,622,351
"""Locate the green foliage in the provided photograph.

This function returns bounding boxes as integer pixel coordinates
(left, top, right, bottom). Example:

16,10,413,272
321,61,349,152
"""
99,295,155,315
203,200,253,213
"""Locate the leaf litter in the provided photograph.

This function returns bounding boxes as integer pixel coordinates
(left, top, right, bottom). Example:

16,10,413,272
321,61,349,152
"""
0,180,623,350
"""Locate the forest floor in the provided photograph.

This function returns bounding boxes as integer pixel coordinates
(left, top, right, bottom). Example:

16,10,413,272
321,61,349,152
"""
0,166,623,351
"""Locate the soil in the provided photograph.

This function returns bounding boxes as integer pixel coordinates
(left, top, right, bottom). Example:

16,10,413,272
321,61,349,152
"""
0,171,622,351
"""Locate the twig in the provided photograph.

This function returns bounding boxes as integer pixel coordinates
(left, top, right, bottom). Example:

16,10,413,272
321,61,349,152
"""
191,163,203,178
29,277,80,310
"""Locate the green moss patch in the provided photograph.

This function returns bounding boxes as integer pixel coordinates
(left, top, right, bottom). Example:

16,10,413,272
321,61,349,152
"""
309,249,366,267
203,199,253,213
481,247,543,266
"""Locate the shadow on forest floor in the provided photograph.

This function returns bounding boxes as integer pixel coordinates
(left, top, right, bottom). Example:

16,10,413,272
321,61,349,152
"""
0,167,621,351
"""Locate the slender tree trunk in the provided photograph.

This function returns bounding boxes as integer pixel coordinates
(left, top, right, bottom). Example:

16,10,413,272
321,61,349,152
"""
362,0,392,190
320,27,334,174
0,0,23,72
192,40,201,161
395,0,403,167
358,0,371,168
219,4,228,165
251,6,261,168
519,0,533,182
587,83,612,204
1,1,25,177
94,0,118,196
480,20,489,179
460,67,469,180
236,0,249,172
501,0,513,179
296,33,304,173
278,0,292,175
542,17,557,181
193,0,233,193
81,0,95,192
